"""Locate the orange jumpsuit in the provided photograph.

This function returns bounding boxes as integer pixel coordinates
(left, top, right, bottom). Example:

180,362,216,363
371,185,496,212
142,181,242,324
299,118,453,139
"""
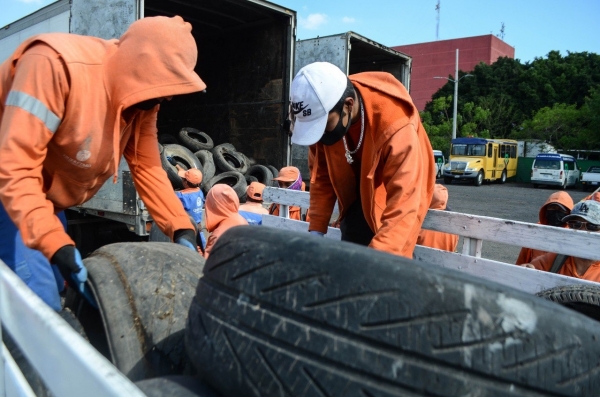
204,185,248,258
308,72,435,258
530,253,600,282
416,184,458,252
0,16,206,260
515,191,573,265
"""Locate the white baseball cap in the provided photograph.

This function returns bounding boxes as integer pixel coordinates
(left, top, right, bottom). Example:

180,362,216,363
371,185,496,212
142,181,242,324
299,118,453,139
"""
290,62,348,146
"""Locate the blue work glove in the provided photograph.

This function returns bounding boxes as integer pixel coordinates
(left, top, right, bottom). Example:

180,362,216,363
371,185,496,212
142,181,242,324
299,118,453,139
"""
167,156,177,166
52,245,88,293
309,230,325,237
174,229,197,251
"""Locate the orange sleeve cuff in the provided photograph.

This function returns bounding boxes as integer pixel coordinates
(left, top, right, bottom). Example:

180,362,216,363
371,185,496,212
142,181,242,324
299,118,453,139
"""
36,229,75,261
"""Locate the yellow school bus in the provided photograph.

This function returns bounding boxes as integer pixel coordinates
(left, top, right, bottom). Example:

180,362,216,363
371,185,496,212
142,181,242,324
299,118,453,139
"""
442,138,518,186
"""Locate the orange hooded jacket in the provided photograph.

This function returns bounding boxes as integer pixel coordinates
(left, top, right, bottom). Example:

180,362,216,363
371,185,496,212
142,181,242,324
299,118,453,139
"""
416,184,458,252
0,16,206,260
530,252,600,282
308,72,435,258
204,184,248,258
515,191,573,265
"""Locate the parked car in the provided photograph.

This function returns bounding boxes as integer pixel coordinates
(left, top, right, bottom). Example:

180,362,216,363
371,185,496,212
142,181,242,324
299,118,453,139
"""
581,165,600,191
531,153,580,189
433,150,445,178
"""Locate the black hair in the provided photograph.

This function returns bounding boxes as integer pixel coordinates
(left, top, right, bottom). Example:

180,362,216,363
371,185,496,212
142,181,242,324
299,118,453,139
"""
331,78,355,114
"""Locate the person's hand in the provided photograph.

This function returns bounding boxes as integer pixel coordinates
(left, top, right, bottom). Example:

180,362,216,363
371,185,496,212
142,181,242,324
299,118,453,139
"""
309,230,325,237
520,263,536,269
174,229,197,251
52,245,88,292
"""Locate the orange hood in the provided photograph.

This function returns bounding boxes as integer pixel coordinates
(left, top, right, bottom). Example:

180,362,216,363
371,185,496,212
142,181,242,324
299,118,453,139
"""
430,184,448,210
539,191,573,224
205,184,242,232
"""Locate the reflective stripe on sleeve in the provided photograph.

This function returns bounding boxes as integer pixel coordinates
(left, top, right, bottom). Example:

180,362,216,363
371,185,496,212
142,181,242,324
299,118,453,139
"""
5,90,61,133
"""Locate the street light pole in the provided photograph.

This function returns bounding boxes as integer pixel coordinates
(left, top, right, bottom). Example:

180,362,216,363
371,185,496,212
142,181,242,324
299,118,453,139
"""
452,48,459,141
434,48,472,142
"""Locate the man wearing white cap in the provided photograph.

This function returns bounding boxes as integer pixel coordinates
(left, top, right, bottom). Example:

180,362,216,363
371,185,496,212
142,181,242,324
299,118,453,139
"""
290,62,435,258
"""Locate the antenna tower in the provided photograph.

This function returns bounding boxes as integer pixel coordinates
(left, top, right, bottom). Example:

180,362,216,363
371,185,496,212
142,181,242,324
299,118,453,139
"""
435,1,440,40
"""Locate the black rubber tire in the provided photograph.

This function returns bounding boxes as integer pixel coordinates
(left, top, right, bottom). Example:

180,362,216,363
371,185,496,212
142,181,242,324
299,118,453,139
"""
267,165,279,186
212,144,248,174
159,134,179,145
70,243,205,381
194,150,216,187
161,144,203,190
205,171,247,200
135,376,221,397
444,176,452,185
245,175,258,185
474,170,484,186
536,285,600,322
186,226,600,397
245,164,274,186
179,128,214,152
499,170,507,184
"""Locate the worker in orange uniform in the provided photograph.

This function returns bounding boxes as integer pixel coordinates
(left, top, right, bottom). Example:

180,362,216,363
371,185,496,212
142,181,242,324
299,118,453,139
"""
523,200,600,282
239,182,269,225
204,184,248,258
416,184,458,252
515,191,573,265
268,166,305,221
173,165,206,251
289,62,435,258
0,16,206,310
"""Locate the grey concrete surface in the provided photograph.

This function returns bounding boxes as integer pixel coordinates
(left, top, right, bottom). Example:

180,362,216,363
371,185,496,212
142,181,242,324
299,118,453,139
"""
444,180,592,263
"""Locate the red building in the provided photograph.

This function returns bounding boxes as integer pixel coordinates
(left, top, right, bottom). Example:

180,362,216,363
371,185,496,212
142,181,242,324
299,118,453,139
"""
393,35,515,111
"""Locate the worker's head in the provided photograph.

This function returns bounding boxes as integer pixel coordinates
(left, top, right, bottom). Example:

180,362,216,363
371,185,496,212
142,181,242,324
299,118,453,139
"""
563,200,600,232
205,184,240,232
246,182,266,203
539,191,573,227
107,16,207,111
289,62,356,146
272,166,302,190
178,168,203,189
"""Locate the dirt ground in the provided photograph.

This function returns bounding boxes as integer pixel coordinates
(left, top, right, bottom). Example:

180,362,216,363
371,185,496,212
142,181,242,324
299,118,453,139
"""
444,179,592,263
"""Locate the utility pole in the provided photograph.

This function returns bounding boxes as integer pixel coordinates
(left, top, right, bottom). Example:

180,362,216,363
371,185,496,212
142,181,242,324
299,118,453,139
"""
452,48,458,140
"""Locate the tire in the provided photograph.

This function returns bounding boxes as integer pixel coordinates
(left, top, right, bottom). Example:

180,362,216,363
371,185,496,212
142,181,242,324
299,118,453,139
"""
443,176,452,185
135,376,221,397
186,226,600,397
499,170,507,184
161,144,203,190
179,128,214,152
212,145,248,174
267,165,279,187
245,165,274,186
474,170,483,186
68,243,205,381
159,134,179,145
194,150,216,187
536,285,600,322
205,171,247,200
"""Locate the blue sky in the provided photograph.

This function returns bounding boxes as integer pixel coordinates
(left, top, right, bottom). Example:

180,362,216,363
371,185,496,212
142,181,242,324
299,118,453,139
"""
2,0,599,63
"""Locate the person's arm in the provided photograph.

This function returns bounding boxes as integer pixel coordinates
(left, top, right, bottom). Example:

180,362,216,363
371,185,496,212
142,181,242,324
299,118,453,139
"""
123,110,194,240
529,252,557,272
307,144,337,233
0,44,74,260
369,124,433,258
515,247,532,265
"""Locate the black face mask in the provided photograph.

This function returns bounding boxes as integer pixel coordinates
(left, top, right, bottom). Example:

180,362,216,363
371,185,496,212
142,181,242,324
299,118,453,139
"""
319,105,352,146
546,209,568,227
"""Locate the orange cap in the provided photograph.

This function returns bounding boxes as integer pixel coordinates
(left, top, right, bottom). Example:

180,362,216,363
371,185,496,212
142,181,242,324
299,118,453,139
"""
247,182,266,200
272,166,300,182
178,168,203,185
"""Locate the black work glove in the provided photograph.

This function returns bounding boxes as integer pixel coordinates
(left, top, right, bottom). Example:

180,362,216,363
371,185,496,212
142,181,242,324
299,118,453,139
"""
173,229,197,251
167,156,177,166
51,245,87,291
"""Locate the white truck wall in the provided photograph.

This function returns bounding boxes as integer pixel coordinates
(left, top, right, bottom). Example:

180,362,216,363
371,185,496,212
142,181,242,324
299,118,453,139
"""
0,12,69,62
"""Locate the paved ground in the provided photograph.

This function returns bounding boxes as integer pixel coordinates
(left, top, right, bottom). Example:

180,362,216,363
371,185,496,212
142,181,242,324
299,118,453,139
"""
443,179,592,263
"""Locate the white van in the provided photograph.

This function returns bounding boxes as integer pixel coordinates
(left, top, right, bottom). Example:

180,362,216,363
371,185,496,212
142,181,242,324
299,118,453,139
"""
531,153,580,189
433,150,445,178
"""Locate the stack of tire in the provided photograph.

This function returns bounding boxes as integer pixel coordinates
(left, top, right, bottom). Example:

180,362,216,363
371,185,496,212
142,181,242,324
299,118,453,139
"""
158,127,280,201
